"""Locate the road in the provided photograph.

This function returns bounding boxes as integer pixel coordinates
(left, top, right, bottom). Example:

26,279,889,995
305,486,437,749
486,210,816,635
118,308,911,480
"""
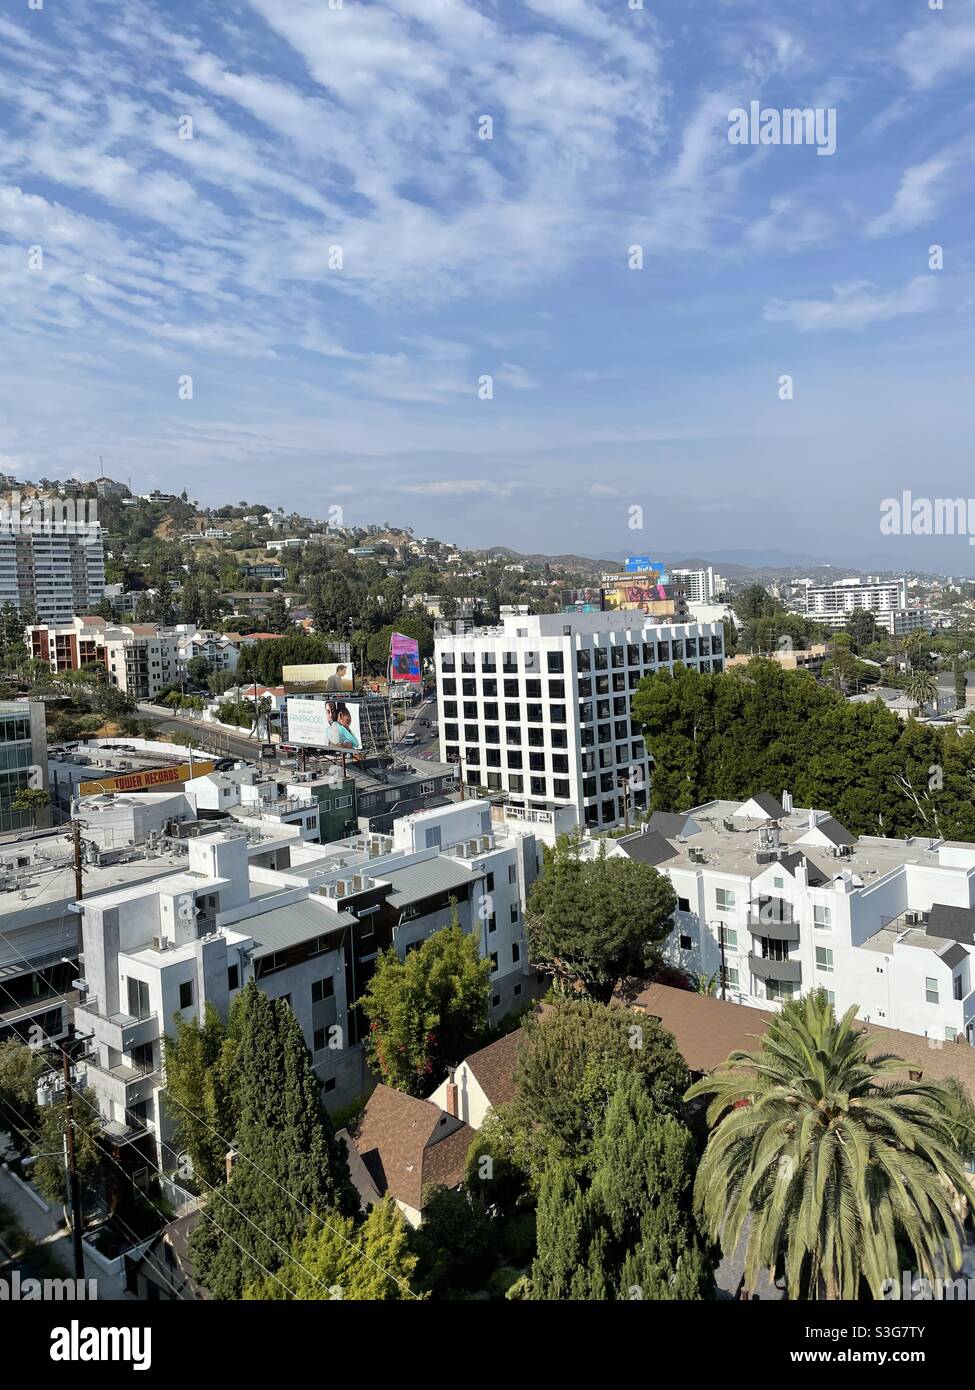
393,693,441,758
136,704,268,762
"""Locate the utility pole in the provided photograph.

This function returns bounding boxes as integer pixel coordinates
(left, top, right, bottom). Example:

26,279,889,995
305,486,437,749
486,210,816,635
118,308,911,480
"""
718,923,727,1001
71,818,84,959
61,1045,86,1281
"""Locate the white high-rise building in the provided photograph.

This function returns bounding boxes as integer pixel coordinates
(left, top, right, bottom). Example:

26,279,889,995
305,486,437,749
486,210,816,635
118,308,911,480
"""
0,526,106,623
670,566,716,603
802,577,907,627
435,607,725,831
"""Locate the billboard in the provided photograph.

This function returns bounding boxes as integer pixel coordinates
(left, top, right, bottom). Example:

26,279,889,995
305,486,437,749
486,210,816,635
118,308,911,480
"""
603,581,671,613
286,697,362,750
389,632,421,684
625,556,651,572
79,761,215,796
282,662,354,694
560,587,605,612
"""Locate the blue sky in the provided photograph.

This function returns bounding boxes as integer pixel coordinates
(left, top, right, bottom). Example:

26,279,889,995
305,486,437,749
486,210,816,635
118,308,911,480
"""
2,0,974,569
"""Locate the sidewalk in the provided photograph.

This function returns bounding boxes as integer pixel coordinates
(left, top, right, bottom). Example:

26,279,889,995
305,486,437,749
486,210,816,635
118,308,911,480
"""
0,1164,129,1298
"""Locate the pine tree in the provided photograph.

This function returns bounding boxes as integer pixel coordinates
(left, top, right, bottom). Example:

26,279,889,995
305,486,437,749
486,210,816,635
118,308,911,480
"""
189,983,356,1298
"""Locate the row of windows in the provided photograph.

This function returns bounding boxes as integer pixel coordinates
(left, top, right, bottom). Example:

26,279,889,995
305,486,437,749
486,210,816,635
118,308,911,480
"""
440,639,723,676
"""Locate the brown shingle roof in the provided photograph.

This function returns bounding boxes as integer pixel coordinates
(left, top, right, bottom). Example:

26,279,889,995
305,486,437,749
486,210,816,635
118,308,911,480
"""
352,1085,472,1211
632,983,975,1101
464,1028,527,1108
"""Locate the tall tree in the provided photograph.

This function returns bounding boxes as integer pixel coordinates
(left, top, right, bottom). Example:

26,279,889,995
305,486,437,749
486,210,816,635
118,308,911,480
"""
687,992,969,1299
530,1073,713,1300
189,983,356,1298
243,1198,418,1300
525,836,677,1003
163,1003,238,1189
358,920,490,1095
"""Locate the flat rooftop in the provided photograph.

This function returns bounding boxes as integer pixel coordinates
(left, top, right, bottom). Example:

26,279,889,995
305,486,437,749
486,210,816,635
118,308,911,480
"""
662,801,943,885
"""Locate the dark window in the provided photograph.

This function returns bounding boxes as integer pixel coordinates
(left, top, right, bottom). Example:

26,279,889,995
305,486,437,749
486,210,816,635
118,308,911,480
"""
553,778,570,798
677,897,690,912
576,649,591,672
507,750,523,769
462,678,477,697
324,1077,336,1093
442,678,457,695
504,678,519,697
547,652,564,673
312,977,334,1003
314,1027,326,1051
228,964,239,991
525,679,542,698
679,934,693,951
179,981,193,1009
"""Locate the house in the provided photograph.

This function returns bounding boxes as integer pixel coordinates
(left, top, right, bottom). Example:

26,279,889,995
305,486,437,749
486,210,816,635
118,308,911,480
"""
125,1212,209,1300
427,1028,526,1129
347,1085,473,1227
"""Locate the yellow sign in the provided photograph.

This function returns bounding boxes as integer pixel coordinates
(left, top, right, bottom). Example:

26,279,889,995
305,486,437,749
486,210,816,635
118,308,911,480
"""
79,761,215,796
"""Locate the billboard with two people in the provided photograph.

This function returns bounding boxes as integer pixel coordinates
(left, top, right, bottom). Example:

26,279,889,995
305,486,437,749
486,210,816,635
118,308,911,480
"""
286,696,362,750
389,632,421,684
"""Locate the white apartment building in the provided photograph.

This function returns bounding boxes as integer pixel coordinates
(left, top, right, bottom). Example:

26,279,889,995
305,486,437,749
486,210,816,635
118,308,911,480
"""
604,793,975,1045
435,607,725,831
0,526,105,623
802,577,908,627
104,626,180,700
73,801,553,1166
175,628,241,674
670,566,717,603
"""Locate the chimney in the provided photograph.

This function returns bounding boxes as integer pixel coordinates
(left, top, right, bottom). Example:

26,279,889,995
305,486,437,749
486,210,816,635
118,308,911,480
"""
782,790,793,814
445,1069,459,1119
808,808,817,831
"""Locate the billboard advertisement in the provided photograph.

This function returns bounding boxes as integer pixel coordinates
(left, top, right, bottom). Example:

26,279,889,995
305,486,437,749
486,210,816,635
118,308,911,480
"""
282,662,354,694
625,556,652,572
603,582,670,613
286,697,362,750
389,632,421,684
560,587,605,612
78,762,215,796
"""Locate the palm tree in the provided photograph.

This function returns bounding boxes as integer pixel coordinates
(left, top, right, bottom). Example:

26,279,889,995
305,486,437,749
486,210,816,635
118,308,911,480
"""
906,668,937,715
687,992,969,1299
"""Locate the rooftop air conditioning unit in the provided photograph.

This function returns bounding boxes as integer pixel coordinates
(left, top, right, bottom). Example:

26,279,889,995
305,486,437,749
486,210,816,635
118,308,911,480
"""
905,910,921,925
466,840,479,856
334,879,348,897
351,874,366,892
480,835,490,850
756,851,772,865
152,935,168,952
722,818,735,832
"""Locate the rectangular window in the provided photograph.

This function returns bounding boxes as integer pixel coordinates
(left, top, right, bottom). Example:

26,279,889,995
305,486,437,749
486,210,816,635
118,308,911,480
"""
719,926,737,950
490,952,498,974
677,897,690,913
679,934,693,951
715,888,736,911
925,977,939,1005
179,980,194,1009
312,977,335,1003
314,1028,326,1052
228,964,239,991
512,942,520,963
813,904,831,929
816,947,834,974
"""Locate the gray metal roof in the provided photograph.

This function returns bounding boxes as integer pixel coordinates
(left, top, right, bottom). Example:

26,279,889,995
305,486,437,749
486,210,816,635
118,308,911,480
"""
245,898,353,958
377,857,477,908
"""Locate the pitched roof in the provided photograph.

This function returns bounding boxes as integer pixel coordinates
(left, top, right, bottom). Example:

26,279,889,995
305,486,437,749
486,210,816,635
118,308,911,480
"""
927,903,975,946
777,851,828,887
741,792,786,820
645,810,698,840
615,828,680,868
376,857,475,907
630,983,975,1102
352,1085,473,1210
245,898,351,957
940,941,969,970
810,815,856,847
464,1028,526,1107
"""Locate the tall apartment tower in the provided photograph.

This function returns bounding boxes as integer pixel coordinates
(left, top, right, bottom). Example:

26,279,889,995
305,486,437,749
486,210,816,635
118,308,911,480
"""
0,526,106,623
435,607,725,832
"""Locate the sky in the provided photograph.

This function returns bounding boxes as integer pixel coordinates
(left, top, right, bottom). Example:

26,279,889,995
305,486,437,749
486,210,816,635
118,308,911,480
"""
1,0,974,570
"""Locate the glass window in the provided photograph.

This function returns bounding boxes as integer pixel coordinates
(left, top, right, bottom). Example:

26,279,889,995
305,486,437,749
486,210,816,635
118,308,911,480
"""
816,947,834,974
925,977,939,1004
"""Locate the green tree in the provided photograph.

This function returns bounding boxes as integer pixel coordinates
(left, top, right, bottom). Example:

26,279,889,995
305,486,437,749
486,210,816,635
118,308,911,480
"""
408,1184,498,1298
186,654,212,685
687,992,969,1299
0,1040,44,1154
34,1086,104,1215
11,787,50,826
954,660,967,712
359,920,491,1095
162,1004,237,1189
906,667,937,714
530,1073,713,1300
525,836,677,1003
189,983,356,1299
244,1198,418,1300
508,1001,690,1175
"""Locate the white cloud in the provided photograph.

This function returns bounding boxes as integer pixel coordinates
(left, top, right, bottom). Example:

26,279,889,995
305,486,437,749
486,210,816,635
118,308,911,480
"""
866,151,962,238
763,277,939,333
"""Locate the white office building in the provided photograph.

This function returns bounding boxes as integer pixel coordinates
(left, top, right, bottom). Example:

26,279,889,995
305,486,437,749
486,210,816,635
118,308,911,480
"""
435,607,725,831
802,577,908,627
604,793,975,1045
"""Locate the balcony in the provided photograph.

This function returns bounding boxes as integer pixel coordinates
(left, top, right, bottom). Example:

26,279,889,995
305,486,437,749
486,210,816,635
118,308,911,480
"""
749,953,802,984
74,1000,158,1052
83,1056,161,1111
749,900,800,943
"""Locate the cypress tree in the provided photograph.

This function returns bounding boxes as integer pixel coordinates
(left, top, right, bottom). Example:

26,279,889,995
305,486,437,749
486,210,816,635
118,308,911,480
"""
190,983,356,1298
